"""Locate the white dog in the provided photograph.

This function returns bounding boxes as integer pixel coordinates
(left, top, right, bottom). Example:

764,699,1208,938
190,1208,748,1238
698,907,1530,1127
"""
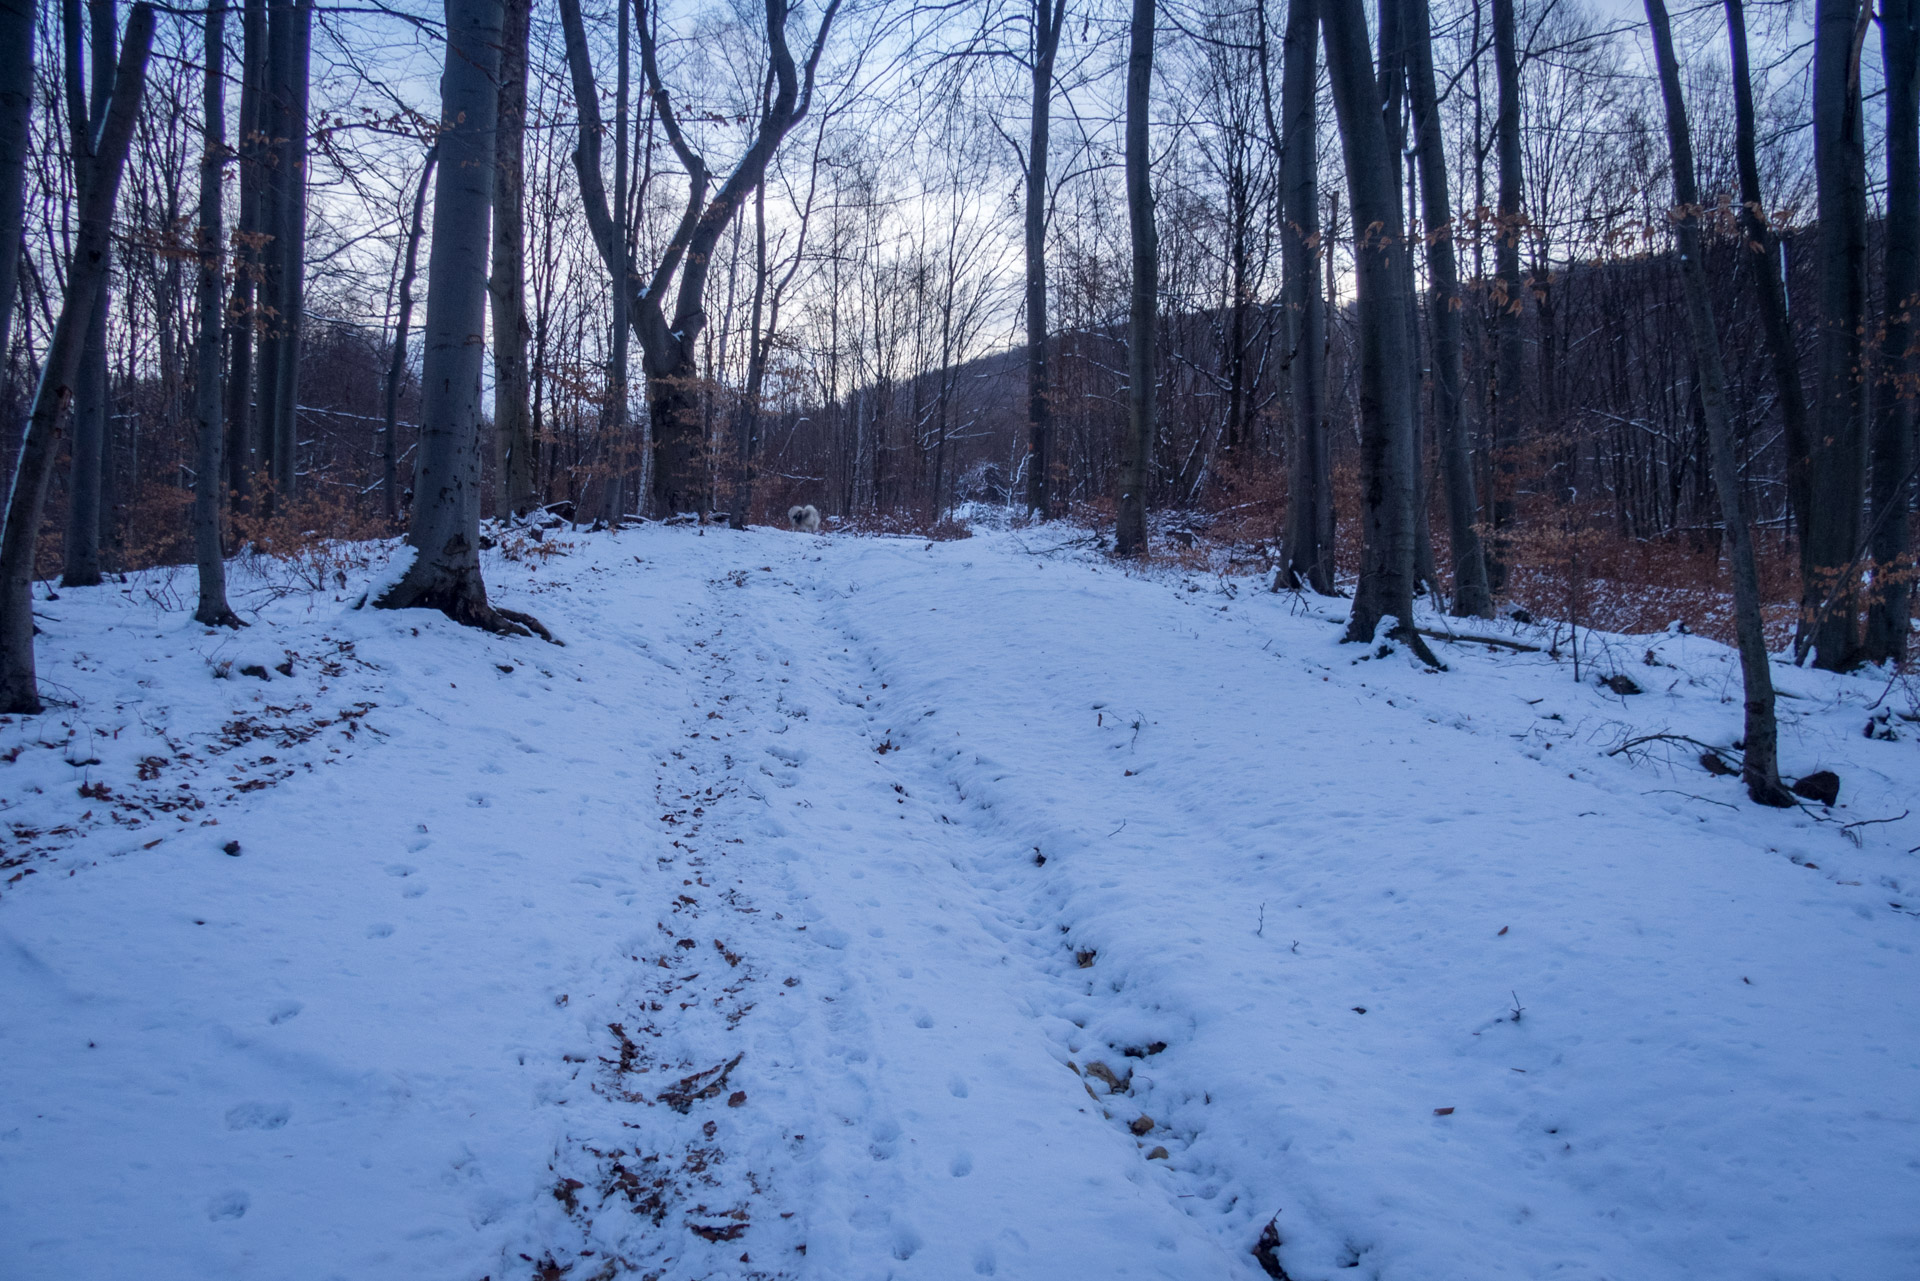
788,504,821,533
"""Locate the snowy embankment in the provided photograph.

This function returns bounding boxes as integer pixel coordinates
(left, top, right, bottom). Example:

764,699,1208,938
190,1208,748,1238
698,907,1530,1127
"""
1,523,1916,1281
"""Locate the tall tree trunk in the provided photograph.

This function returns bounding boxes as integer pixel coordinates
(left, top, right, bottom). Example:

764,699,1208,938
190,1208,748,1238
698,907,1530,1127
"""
374,0,543,638
0,0,32,414
1802,0,1872,668
1644,0,1792,804
1488,0,1523,591
1867,0,1918,663
1025,0,1065,517
602,0,629,525
729,174,769,529
382,146,434,527
1277,0,1332,593
193,0,239,627
1725,0,1811,572
1322,0,1433,660
1406,0,1491,616
224,0,266,515
0,3,152,713
555,0,838,519
61,0,112,588
490,0,535,518
267,0,310,499
1114,0,1155,557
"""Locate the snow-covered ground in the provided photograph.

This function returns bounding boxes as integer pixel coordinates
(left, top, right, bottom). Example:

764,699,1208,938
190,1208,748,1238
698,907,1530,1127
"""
2,522,1917,1281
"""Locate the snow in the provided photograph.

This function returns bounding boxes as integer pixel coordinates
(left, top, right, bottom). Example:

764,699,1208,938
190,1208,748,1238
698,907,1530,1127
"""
2,524,1917,1281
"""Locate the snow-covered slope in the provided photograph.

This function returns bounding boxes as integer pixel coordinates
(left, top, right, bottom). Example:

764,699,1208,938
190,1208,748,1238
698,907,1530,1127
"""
2,524,1915,1281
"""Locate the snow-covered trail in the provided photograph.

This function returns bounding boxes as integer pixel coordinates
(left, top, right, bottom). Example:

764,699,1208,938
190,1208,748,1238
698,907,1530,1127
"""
2,523,1917,1281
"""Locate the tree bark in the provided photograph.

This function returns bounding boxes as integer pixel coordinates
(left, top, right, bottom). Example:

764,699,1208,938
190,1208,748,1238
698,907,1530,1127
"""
1322,0,1433,660
1725,0,1810,567
1488,0,1523,590
601,0,630,524
1644,0,1792,805
1802,0,1872,668
269,0,310,499
374,0,543,639
0,0,33,416
1025,0,1065,518
490,0,535,518
224,0,267,514
1114,0,1155,557
193,0,239,627
382,145,434,527
1405,0,1491,616
61,0,113,588
1277,0,1332,592
1867,0,1918,663
0,3,153,713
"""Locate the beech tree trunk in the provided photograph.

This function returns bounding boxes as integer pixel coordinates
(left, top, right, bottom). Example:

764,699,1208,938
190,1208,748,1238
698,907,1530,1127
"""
1802,0,1872,668
374,0,544,639
1322,0,1433,660
1488,0,1523,590
1405,0,1491,617
490,0,535,518
1025,0,1065,518
224,0,266,513
193,0,239,627
1278,0,1332,593
61,0,115,588
1644,0,1791,805
0,0,32,414
382,146,434,527
1114,0,1155,557
258,0,309,501
1867,0,1918,663
1725,0,1811,566
0,3,152,713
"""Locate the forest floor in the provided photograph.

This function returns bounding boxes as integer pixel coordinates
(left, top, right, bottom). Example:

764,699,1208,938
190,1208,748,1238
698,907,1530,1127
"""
2,518,1918,1281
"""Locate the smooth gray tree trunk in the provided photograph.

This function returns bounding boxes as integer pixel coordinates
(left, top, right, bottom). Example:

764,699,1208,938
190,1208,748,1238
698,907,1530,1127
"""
61,0,113,588
1802,0,1871,668
1277,0,1332,593
1725,0,1811,568
1321,0,1434,661
1405,0,1490,617
1867,0,1917,663
1487,0,1522,590
224,0,266,514
1114,0,1155,557
0,0,32,419
374,0,544,638
0,3,152,713
490,0,535,518
1025,0,1065,517
193,0,238,627
1644,0,1792,805
383,147,434,527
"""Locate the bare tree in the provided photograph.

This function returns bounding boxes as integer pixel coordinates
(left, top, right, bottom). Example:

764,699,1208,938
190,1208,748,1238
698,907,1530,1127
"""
1867,0,1917,663
0,1,153,713
1275,0,1332,592
0,0,32,410
1114,0,1155,556
193,0,240,627
1802,0,1871,668
558,0,840,517
373,0,546,638
1404,0,1490,617
1643,0,1791,805
1487,0,1523,589
382,145,435,526
1321,0,1434,660
1025,0,1066,517
491,0,536,518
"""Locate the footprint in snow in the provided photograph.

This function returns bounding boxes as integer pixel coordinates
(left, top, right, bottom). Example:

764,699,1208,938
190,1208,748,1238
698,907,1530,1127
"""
206,1190,249,1220
267,1001,302,1025
947,1075,969,1098
366,923,394,939
225,1102,290,1130
950,1152,973,1177
972,1242,997,1275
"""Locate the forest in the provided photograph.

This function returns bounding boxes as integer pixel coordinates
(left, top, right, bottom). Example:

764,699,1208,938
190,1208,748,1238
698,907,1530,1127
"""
1,0,1918,1275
